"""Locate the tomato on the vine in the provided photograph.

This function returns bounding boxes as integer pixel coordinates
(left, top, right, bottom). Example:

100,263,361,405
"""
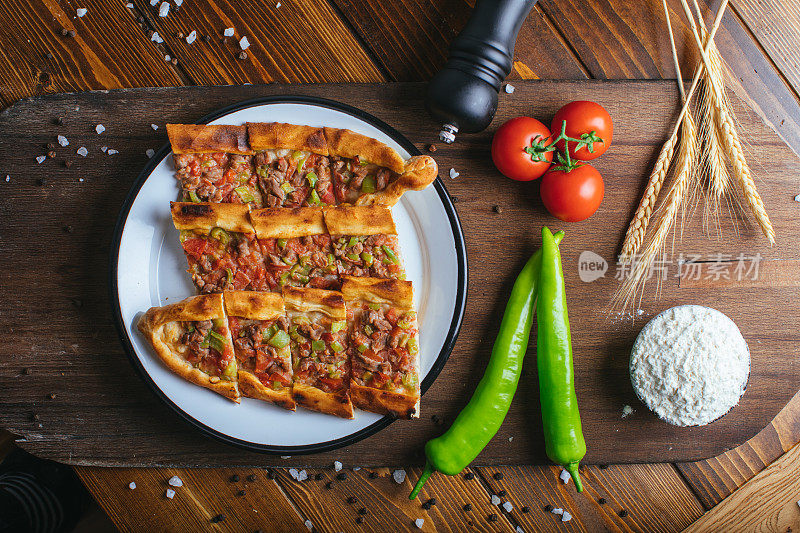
540,163,604,222
551,101,613,160
491,117,553,181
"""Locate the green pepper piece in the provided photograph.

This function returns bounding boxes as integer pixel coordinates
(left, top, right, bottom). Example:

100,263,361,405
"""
222,358,238,381
269,330,290,349
277,238,288,249
401,372,418,390
306,171,318,188
210,227,231,245
368,303,380,311
409,229,564,500
308,189,322,206
256,166,268,178
293,316,310,326
326,253,336,266
360,252,374,266
199,331,211,348
382,245,398,264
397,312,416,329
346,252,360,262
330,340,344,352
272,381,283,390
363,325,373,336
262,324,277,341
357,343,369,353
329,370,342,379
292,151,307,172
407,336,419,355
278,271,290,286
331,320,346,333
226,268,234,285
361,176,376,193
537,227,585,491
311,339,326,352
188,190,201,203
281,182,294,193
208,330,227,353
235,186,255,203
186,324,195,333
348,236,359,248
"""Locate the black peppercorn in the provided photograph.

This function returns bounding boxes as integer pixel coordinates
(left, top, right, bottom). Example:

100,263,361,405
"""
497,490,506,498
544,504,553,512
246,474,256,482
355,516,364,524
488,513,498,522
230,474,240,482
493,472,503,480
347,496,357,504
598,497,606,505
521,506,530,513
618,509,628,518
492,205,502,213
314,473,323,481
464,472,474,480
236,490,246,497
463,503,472,512
337,472,347,480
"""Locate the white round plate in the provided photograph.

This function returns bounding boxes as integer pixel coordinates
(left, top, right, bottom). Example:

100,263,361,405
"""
110,96,467,454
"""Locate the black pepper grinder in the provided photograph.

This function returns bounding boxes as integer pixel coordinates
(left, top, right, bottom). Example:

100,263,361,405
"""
426,0,538,143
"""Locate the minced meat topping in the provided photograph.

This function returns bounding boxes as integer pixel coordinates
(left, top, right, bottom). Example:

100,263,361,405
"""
180,227,269,293
174,152,260,206
260,234,339,291
179,319,236,379
332,234,403,279
229,315,292,389
289,313,349,394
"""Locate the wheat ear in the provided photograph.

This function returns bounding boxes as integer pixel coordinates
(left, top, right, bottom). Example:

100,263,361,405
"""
679,0,776,245
614,114,698,310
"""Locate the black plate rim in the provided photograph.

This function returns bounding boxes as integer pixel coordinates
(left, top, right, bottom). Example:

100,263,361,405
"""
108,94,468,455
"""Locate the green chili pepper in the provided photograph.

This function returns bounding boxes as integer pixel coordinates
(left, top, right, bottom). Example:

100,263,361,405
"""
361,252,374,266
277,238,288,249
262,324,277,341
382,245,398,263
311,339,326,352
281,182,294,193
537,227,585,491
331,320,346,333
326,253,336,266
308,189,322,206
368,303,380,311
199,331,211,348
330,340,344,352
269,330,290,349
235,186,255,203
364,324,373,335
306,171,318,188
407,336,419,354
208,330,227,353
222,358,237,381
346,252,360,262
256,166,268,179
348,236,359,248
226,268,234,285
210,227,231,245
188,190,201,203
410,230,564,499
357,343,369,353
361,176,377,193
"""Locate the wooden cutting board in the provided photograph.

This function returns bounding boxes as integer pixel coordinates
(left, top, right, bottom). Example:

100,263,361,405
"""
1,81,798,467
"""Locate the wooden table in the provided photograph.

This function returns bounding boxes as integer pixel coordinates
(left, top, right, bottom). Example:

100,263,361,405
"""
2,0,800,531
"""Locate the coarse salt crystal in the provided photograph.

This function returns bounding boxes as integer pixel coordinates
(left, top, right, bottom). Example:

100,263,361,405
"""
107,149,118,155
333,461,342,471
289,468,299,479
186,30,197,44
276,2,281,6
165,488,175,499
151,124,159,130
36,155,46,164
126,3,133,8
164,55,171,62
4,175,9,182
280,455,291,459
151,32,163,43
150,0,158,5
622,404,634,418
449,168,459,179
58,135,69,146
502,501,513,512
490,495,501,506
505,83,515,94
76,8,87,17
562,511,572,522
392,469,406,484
794,194,800,202
174,0,183,6
77,146,88,157
158,2,169,17
146,149,155,158
128,482,136,489
297,470,308,481
560,468,571,484
516,527,525,533
224,27,235,37
95,124,105,134
239,36,250,50
415,518,424,529
100,146,108,152
304,519,313,530
79,178,84,182
508,436,513,442
352,467,361,471
551,508,564,515
168,476,183,487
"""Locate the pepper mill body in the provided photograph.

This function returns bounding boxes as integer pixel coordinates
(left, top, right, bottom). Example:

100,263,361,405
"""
426,0,538,143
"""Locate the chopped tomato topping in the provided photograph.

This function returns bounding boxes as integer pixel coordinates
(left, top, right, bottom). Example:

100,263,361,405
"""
182,238,208,259
319,376,343,391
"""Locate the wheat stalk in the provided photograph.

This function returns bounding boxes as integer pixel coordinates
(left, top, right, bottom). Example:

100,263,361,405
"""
678,0,776,245
618,0,728,262
614,114,697,310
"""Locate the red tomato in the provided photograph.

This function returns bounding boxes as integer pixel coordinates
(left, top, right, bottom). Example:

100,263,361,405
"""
540,164,604,222
491,117,553,181
551,101,613,160
181,238,208,259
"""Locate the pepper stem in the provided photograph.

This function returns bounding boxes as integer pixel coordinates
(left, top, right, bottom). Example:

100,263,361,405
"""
409,462,435,500
567,462,583,492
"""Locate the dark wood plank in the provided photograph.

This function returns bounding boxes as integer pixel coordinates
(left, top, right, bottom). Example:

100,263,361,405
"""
537,0,800,154
328,0,588,80
77,466,308,532
731,0,800,98
132,0,385,84
0,82,797,467
677,390,800,509
0,0,182,108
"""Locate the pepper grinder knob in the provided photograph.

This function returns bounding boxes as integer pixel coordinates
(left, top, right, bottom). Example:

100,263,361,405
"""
427,0,537,143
